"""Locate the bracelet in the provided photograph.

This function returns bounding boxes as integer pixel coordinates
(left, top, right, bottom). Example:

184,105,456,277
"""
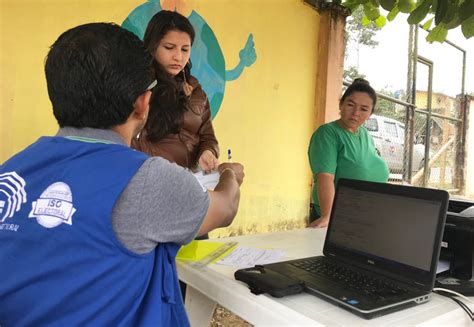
220,168,235,175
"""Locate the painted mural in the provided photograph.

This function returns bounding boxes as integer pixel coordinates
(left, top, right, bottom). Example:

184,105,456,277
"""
122,0,257,118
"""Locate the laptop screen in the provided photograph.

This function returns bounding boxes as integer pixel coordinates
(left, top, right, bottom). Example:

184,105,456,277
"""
326,182,443,272
330,187,441,271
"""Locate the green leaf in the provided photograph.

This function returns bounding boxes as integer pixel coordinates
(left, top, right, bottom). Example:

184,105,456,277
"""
441,1,457,25
342,1,361,12
387,6,400,21
407,0,432,25
398,0,415,13
434,0,447,25
445,13,461,29
422,17,433,30
361,15,372,26
426,23,448,42
342,0,356,6
364,3,381,20
459,0,474,22
430,0,438,14
461,15,474,39
375,14,387,27
379,0,397,11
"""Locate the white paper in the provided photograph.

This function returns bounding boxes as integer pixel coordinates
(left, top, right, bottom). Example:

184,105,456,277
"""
459,206,474,217
193,171,220,191
216,246,285,268
436,259,451,274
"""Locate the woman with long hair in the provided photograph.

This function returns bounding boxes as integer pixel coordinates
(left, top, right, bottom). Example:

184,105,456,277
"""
133,10,219,172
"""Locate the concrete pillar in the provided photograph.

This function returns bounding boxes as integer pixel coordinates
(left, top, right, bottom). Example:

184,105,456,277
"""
306,1,349,127
463,97,474,197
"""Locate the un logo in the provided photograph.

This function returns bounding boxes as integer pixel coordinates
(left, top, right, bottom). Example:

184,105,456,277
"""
0,172,27,222
29,182,76,228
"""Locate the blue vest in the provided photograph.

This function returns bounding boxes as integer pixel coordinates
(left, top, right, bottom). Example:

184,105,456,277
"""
0,136,189,326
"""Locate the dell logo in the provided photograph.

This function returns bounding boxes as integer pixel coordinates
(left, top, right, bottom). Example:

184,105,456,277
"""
367,260,375,265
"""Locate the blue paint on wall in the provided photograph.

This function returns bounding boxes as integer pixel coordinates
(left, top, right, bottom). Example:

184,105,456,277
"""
122,0,257,118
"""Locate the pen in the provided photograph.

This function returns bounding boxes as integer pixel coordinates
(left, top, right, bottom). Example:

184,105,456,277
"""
227,148,232,162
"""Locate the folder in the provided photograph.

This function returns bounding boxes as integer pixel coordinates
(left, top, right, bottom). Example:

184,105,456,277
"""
177,240,238,267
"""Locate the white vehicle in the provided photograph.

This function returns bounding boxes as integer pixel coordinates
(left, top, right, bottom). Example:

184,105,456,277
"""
364,115,425,174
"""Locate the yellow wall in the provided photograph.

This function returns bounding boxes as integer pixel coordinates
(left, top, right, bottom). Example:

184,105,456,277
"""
416,91,457,115
0,0,143,160
1,0,320,237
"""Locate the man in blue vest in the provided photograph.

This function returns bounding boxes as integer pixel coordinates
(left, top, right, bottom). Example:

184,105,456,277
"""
0,23,244,326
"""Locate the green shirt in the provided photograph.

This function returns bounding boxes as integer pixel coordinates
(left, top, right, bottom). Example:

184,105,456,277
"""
308,121,389,215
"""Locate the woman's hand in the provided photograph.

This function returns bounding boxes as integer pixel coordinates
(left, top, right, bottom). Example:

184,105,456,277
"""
199,149,219,172
310,173,335,229
307,215,330,228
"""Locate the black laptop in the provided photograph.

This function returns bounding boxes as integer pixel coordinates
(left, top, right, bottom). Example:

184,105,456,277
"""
263,178,449,319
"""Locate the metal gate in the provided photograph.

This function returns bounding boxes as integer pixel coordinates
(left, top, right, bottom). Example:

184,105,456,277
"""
353,25,470,192
404,25,469,193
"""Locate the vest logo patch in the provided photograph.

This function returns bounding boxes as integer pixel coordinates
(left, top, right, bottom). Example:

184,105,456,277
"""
0,171,27,222
29,182,76,228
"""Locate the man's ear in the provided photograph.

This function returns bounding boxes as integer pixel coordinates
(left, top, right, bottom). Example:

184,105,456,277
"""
133,91,152,121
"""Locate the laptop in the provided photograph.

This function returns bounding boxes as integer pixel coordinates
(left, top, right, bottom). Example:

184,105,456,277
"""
263,178,448,319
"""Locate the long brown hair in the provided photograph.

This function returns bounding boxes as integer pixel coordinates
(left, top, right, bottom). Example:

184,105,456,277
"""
142,10,195,142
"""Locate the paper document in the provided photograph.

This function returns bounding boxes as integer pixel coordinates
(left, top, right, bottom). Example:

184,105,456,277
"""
436,259,450,274
193,171,220,191
216,246,284,268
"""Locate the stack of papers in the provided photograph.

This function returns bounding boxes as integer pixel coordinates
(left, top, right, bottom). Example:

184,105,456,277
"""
177,241,285,269
217,247,285,268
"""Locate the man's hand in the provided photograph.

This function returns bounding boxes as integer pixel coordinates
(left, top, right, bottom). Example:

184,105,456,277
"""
198,162,244,235
199,149,219,172
218,163,245,185
307,215,329,228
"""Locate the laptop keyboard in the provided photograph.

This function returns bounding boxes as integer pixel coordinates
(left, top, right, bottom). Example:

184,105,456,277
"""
291,258,409,299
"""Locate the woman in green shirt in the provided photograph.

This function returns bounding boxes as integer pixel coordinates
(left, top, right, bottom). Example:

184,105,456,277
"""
308,79,389,228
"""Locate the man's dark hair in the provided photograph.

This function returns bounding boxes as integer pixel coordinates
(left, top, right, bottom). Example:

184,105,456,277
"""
45,23,154,128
